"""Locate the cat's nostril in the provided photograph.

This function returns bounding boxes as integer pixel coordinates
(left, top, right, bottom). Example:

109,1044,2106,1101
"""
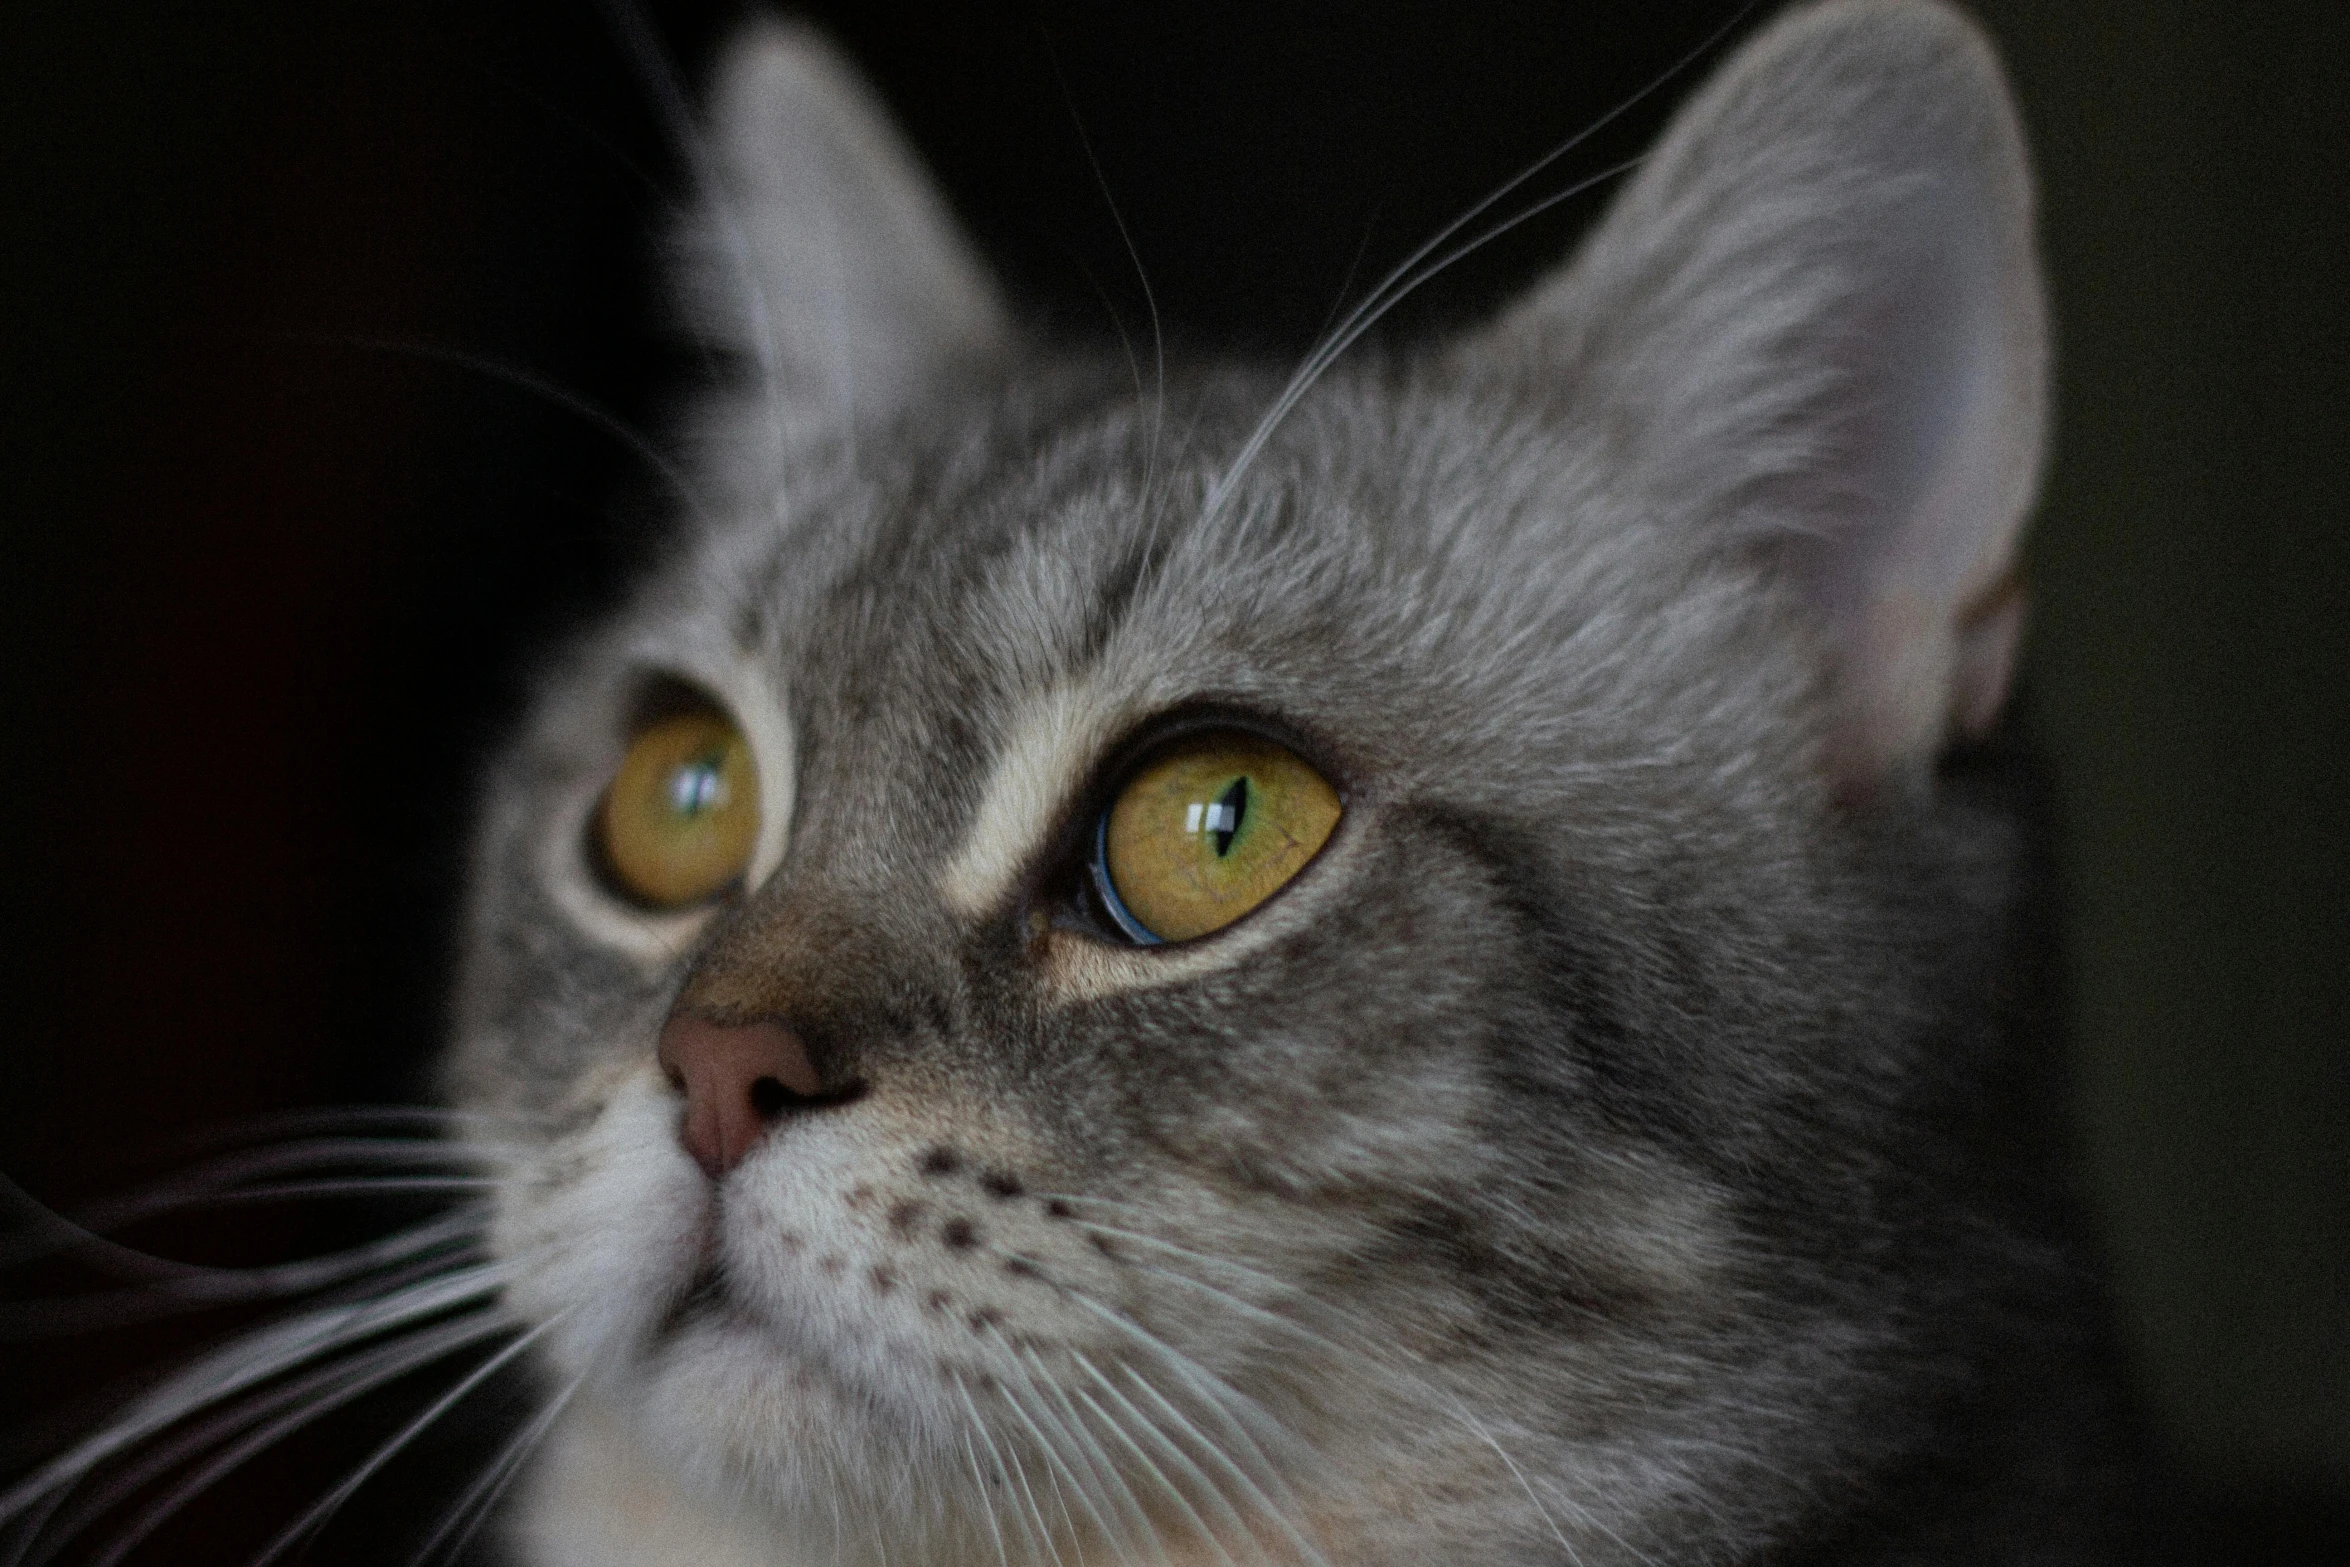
656,1013,841,1177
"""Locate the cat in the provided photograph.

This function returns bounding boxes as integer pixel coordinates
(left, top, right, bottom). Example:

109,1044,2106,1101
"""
4,1,2144,1562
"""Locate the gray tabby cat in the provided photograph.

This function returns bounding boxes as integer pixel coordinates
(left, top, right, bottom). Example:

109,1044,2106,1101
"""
6,1,2142,1562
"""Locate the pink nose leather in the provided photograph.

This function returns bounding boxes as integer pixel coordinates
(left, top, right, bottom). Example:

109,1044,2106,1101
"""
655,1015,824,1177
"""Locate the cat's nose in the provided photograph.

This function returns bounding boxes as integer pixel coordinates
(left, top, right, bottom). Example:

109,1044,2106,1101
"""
655,1014,860,1177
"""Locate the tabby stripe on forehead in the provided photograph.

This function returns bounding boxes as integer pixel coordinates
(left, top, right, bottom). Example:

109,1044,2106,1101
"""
939,678,1128,918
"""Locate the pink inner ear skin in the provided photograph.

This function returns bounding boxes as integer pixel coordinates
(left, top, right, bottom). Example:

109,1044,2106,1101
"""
1951,568,2028,743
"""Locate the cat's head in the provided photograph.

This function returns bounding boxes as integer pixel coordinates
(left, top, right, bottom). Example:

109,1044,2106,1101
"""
452,2,2051,1561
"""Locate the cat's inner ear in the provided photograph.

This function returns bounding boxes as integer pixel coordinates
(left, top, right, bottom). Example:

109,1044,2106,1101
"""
1470,0,2048,788
679,20,1011,428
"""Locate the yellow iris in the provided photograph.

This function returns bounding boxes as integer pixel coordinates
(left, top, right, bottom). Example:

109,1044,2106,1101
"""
597,712,759,909
1102,733,1341,943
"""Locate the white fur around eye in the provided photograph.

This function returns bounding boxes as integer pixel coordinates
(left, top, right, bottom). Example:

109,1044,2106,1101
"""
940,674,1132,919
545,653,796,968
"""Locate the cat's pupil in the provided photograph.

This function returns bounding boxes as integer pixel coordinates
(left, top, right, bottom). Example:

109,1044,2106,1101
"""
668,755,728,818
1209,776,1248,857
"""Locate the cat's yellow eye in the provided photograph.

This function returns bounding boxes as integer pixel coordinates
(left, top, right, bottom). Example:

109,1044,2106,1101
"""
596,712,759,910
1095,733,1341,944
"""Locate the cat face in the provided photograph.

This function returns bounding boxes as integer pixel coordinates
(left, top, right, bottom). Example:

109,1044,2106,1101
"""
447,4,2076,1562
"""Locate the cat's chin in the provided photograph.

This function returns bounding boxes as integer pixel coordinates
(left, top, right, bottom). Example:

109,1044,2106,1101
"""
515,1392,999,1567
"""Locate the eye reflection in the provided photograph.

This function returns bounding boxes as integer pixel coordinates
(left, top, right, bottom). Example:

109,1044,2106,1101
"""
1090,732,1340,944
597,711,759,910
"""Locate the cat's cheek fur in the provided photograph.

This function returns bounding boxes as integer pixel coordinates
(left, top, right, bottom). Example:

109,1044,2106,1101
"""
492,1065,710,1381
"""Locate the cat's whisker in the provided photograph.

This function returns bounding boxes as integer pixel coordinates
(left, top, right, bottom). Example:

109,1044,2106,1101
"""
1108,1251,1482,1436
306,337,717,528
1109,1252,1738,1566
987,1347,1121,1567
0,1482,69,1567
1051,1291,1332,1567
1430,1392,1597,1567
1066,1349,1243,1567
986,1388,1070,1567
1051,1215,1479,1400
1200,5,1758,528
242,1309,564,1567
974,1366,1086,1567
1073,1352,1262,1564
1113,1358,1335,1567
1048,1214,1442,1381
41,1314,509,1556
1131,1250,1802,1458
0,1174,219,1287
407,1369,588,1567
955,1424,1016,1567
163,1176,501,1205
0,1207,492,1337
6,1178,503,1271
154,1105,533,1157
1044,1213,1305,1296
1016,1346,1175,1567
1046,50,1169,524
2,1144,508,1277
954,1376,1048,1567
69,1134,514,1218
1207,154,1643,551
0,1260,520,1532
54,1309,525,1567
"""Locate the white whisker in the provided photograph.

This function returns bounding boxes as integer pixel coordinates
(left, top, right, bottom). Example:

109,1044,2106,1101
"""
0,1261,518,1530
244,1311,563,1567
58,1311,523,1567
990,1350,1117,1567
28,1313,500,1560
4,1143,507,1274
155,1106,529,1159
410,1369,588,1567
1018,1347,1173,1567
0,1206,490,1337
957,1425,1015,1567
1072,1351,1255,1566
1048,51,1168,520
311,338,718,528
1054,1292,1332,1567
1199,4,1758,528
1065,1353,1237,1567
956,1377,1054,1567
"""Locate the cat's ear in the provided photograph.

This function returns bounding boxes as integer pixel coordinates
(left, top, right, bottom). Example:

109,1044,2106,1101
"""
1474,0,2046,787
679,20,1011,427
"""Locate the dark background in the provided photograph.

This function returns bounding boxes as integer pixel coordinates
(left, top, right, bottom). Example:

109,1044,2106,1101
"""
1,1,2342,1562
